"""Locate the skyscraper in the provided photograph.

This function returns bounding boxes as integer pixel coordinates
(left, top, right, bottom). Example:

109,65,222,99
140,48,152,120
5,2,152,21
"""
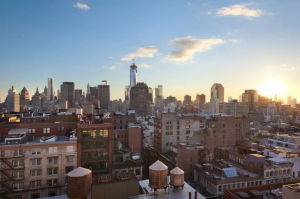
60,82,75,104
7,86,20,112
158,85,163,97
274,94,278,102
184,95,191,106
20,86,30,106
130,83,149,115
98,80,110,109
287,96,292,105
242,89,258,112
130,62,137,87
228,96,233,102
211,83,224,103
292,98,297,108
209,96,219,114
47,78,54,101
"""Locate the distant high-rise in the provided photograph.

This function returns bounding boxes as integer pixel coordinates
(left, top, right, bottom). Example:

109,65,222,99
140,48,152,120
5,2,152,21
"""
198,94,206,110
20,86,30,106
184,95,191,106
211,83,224,103
242,89,258,112
228,96,232,102
125,86,131,101
130,62,137,87
7,86,20,112
57,89,60,100
158,85,163,97
239,95,242,102
75,89,83,103
98,81,110,109
274,94,278,102
130,83,149,115
155,88,159,97
209,96,219,114
148,87,153,104
47,78,54,101
44,86,48,97
292,98,297,108
60,82,75,104
87,83,91,94
287,96,292,105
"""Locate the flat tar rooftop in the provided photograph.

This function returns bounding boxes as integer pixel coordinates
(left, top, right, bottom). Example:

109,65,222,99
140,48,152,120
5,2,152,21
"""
129,177,206,199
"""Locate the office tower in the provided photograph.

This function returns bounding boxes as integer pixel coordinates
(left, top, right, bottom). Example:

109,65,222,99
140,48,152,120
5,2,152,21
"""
7,86,20,112
287,96,292,105
60,82,75,104
239,95,242,102
158,85,163,97
20,86,30,106
155,96,163,109
292,98,297,108
155,88,159,97
44,86,48,97
125,86,131,101
223,100,248,116
90,87,98,99
47,78,54,101
209,96,219,114
267,103,277,122
130,83,149,115
87,83,91,94
228,96,233,102
198,94,206,110
274,94,278,102
196,94,201,104
242,89,258,112
184,95,191,106
57,89,60,100
130,62,137,87
148,87,153,103
75,89,83,103
98,80,110,109
211,83,224,103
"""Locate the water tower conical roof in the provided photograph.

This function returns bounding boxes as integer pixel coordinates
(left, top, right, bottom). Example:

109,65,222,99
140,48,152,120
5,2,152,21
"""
67,167,91,177
170,167,184,174
149,160,168,171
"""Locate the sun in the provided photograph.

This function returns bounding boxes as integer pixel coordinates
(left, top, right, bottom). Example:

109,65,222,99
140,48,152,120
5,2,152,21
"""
259,81,283,99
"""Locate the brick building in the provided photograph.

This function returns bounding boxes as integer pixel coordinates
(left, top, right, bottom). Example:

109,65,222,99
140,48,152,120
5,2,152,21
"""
130,83,150,116
76,124,114,174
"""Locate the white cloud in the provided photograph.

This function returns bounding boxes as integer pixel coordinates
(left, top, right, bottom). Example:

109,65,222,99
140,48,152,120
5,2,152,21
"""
140,63,151,68
215,3,268,19
110,57,114,59
207,12,212,15
109,66,117,70
73,3,90,11
188,2,192,6
228,39,241,43
121,46,158,61
102,66,107,68
167,36,225,61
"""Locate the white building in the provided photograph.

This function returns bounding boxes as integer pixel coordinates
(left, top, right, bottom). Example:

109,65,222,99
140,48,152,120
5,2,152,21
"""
7,86,20,112
267,103,277,122
209,96,219,114
266,134,300,153
223,100,248,116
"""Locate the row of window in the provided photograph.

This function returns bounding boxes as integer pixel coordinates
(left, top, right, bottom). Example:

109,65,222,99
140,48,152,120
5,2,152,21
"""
0,146,74,157
166,124,205,130
117,134,127,139
27,127,65,134
165,131,191,136
81,129,109,139
217,180,263,192
265,169,291,177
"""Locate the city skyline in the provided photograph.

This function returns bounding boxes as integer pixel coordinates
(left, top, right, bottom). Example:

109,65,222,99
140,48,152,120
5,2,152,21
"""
1,1,300,101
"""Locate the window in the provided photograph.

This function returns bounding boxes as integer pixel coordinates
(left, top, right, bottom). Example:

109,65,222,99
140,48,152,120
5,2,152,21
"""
166,132,169,135
177,137,180,141
186,120,190,124
32,148,41,155
186,125,190,129
48,157,58,165
13,171,24,179
67,146,74,152
266,172,269,177
121,135,123,138
287,169,291,174
177,121,180,124
170,132,173,135
31,159,41,166
0,173,5,181
13,160,24,168
30,170,41,177
186,131,190,134
135,169,141,175
170,126,173,130
120,120,122,123
190,157,192,162
0,151,5,158
166,143,169,146
28,128,35,134
49,147,58,154
30,181,41,189
218,186,222,192
47,168,58,175
43,128,50,134
65,166,74,174
199,125,204,128
13,150,23,157
47,179,58,187
48,191,56,197
166,126,169,130
177,131,180,135
13,183,24,190
57,127,64,133
120,126,122,129
66,156,74,163
223,124,225,128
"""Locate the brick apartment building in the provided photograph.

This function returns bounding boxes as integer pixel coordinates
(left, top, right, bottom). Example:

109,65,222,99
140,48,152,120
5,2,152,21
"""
76,124,114,174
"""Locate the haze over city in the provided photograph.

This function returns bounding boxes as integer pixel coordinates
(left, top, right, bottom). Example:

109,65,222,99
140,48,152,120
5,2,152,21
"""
1,0,300,101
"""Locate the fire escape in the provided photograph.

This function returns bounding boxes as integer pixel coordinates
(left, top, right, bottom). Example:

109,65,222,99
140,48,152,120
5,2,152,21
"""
0,150,24,199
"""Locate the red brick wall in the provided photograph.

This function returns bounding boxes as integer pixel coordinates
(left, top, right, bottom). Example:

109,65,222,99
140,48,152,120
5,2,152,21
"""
128,126,142,155
114,129,128,147
177,144,199,182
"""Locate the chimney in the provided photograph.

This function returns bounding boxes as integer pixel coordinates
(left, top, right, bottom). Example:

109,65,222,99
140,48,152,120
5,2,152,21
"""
189,192,191,199
195,191,197,199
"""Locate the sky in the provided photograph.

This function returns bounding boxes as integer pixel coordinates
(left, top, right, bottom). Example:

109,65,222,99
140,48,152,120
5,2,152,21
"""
0,0,300,103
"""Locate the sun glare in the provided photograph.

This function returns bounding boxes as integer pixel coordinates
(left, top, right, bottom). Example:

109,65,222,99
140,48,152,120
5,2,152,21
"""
259,81,283,98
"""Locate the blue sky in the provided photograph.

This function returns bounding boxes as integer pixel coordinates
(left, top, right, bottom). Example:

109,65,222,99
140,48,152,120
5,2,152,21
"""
1,0,300,103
